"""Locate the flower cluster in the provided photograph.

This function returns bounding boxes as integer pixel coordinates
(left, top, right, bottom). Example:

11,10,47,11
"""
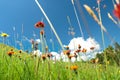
7,48,14,57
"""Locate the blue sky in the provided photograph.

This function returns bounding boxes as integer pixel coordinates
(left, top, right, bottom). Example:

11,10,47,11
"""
0,0,120,52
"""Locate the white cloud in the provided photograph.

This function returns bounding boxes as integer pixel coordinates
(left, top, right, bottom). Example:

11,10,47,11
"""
31,37,100,62
67,37,100,61
68,37,100,51
51,52,61,61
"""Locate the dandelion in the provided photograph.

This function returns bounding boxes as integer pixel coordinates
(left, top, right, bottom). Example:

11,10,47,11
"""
113,3,120,20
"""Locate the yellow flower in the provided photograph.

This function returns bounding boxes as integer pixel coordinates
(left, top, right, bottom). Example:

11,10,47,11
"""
70,65,78,71
66,65,78,74
19,50,22,53
10,48,14,51
0,33,9,37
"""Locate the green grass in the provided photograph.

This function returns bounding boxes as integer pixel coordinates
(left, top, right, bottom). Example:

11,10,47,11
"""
0,43,120,80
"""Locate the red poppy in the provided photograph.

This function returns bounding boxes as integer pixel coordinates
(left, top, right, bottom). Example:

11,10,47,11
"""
35,21,45,28
113,4,120,20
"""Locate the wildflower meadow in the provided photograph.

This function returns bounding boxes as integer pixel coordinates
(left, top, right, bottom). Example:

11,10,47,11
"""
0,0,120,80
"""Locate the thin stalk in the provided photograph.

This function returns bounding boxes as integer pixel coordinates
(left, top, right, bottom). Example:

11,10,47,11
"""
97,2,107,66
50,29,55,51
13,27,16,48
21,24,24,50
71,0,84,38
35,0,64,50
40,30,45,54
